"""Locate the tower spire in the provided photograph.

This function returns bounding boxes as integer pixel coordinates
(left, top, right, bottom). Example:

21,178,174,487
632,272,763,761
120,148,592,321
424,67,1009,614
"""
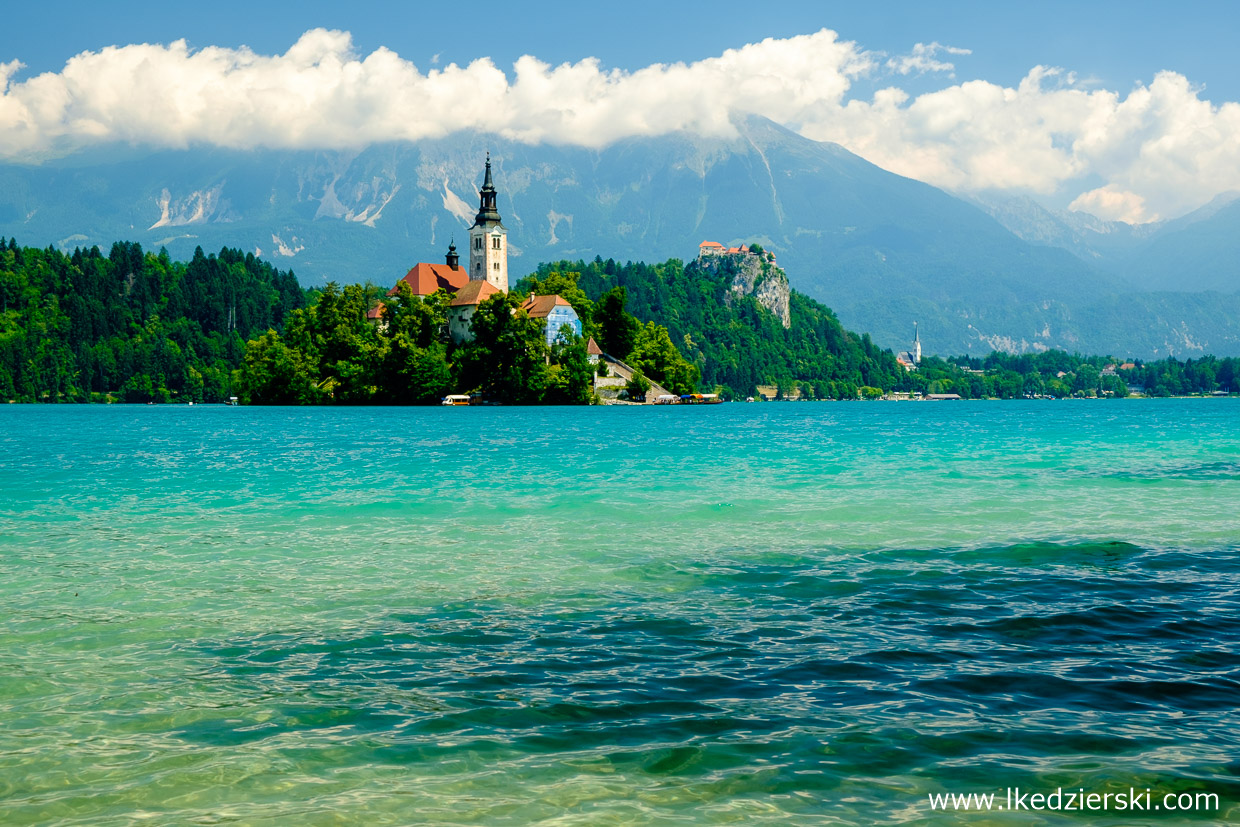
468,153,508,291
474,152,502,226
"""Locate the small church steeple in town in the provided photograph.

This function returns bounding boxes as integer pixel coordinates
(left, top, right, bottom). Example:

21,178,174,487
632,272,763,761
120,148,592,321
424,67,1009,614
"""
445,238,459,269
468,152,508,291
913,321,922,364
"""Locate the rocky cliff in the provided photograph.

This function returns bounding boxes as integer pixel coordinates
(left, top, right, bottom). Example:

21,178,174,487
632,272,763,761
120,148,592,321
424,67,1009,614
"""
692,249,791,328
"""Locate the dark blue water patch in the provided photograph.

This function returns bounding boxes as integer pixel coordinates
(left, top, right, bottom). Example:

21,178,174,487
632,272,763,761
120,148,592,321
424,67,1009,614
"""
187,540,1240,803
940,603,1201,645
912,671,1240,714
944,539,1147,568
1094,459,1240,483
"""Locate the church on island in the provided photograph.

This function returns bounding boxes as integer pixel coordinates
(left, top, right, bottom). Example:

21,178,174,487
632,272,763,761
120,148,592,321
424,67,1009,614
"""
369,154,583,348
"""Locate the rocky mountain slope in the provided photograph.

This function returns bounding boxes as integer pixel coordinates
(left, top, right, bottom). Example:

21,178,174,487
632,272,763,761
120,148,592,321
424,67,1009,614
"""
2,118,1238,356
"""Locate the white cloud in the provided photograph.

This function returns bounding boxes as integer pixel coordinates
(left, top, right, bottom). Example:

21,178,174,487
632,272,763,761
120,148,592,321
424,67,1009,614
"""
886,42,972,76
0,28,871,157
1,29,1239,222
803,67,1240,221
1069,187,1153,223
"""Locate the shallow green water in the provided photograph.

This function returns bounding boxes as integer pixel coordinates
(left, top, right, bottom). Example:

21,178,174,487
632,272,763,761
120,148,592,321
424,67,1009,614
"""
2,401,1238,824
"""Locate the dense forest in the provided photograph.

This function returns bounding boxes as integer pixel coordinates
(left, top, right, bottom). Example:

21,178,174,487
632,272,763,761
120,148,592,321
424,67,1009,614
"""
525,256,1240,400
522,256,908,399
2,237,1238,404
0,239,303,402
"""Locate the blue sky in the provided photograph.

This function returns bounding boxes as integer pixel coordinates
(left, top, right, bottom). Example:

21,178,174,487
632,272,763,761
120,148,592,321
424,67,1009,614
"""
2,0,1238,222
3,0,1234,98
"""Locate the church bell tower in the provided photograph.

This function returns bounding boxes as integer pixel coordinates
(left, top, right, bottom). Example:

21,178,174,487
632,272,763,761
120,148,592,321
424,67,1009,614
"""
468,153,508,292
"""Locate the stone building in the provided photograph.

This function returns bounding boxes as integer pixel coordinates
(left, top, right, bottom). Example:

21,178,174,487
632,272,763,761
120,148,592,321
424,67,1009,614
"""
469,154,508,292
447,280,501,343
520,294,582,346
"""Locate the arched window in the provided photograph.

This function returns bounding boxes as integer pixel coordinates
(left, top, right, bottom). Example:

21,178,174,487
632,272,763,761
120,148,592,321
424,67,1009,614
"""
476,263,481,273
492,236,501,250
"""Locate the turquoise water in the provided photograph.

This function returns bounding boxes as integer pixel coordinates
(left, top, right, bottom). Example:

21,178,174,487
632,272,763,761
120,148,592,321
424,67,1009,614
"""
2,401,1238,824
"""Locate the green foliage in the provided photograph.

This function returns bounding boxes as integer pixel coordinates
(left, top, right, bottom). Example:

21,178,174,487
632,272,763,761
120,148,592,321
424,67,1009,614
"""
528,256,905,398
235,330,325,405
915,350,1240,399
0,240,303,403
380,336,452,405
592,286,641,360
545,333,594,405
7,236,1236,407
625,368,651,401
630,321,699,395
455,293,549,405
281,282,386,404
235,281,591,407
384,281,450,348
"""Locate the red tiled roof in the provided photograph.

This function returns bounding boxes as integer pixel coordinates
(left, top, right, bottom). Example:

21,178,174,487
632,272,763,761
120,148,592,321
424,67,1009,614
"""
366,302,386,320
699,240,724,248
388,262,468,296
586,337,603,355
448,279,501,307
519,294,571,319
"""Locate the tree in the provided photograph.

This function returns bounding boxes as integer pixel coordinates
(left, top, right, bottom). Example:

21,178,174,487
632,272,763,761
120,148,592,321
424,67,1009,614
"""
545,332,594,405
235,330,324,404
1072,364,1101,396
380,335,451,405
593,286,640,360
625,368,651,401
629,321,699,395
384,282,449,348
456,293,548,404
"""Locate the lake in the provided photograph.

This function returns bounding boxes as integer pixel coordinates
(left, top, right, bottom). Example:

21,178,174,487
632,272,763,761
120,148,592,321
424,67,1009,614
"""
2,400,1237,823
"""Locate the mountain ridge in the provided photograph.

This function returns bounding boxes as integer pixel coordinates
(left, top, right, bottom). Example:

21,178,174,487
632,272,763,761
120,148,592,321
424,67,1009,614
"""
2,117,1238,357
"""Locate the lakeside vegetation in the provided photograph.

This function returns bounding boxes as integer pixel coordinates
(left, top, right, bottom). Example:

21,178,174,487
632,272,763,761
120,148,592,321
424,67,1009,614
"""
0,239,303,403
2,237,1238,404
522,256,906,400
237,282,598,406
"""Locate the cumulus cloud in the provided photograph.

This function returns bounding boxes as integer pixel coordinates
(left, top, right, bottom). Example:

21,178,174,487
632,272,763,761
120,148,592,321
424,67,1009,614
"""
0,28,870,157
802,67,1240,221
886,42,972,76
2,28,1239,221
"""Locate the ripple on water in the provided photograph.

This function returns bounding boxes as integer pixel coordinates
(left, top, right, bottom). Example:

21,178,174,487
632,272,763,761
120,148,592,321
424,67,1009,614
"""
3,404,1240,823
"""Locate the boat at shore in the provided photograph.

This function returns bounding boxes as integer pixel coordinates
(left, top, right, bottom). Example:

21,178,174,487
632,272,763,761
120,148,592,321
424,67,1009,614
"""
441,394,472,406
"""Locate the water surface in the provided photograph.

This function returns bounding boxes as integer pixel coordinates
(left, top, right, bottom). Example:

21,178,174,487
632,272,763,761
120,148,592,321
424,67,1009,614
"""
2,401,1238,823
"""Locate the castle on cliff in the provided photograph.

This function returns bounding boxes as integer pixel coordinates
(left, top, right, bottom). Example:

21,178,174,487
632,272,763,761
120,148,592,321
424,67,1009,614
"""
698,240,777,266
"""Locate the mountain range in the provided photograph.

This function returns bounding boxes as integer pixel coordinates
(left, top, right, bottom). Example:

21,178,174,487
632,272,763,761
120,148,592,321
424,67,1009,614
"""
2,116,1238,357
